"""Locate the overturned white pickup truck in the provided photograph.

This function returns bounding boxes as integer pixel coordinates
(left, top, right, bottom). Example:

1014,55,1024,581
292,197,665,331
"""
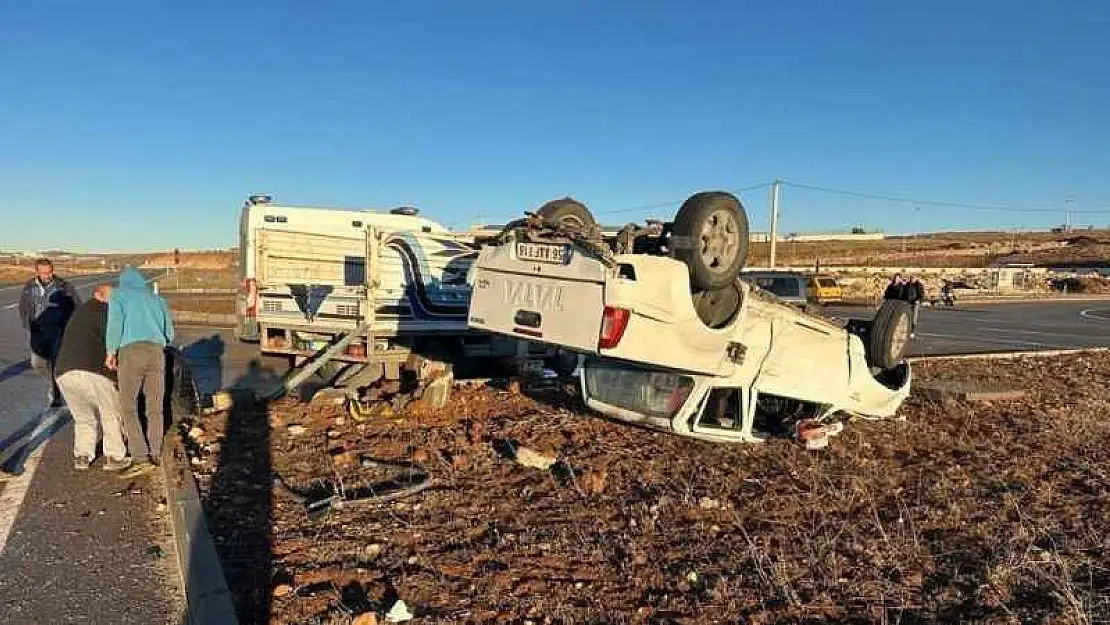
468,191,912,443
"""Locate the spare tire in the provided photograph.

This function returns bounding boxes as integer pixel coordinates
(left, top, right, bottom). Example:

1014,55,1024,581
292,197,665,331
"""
671,191,750,290
692,282,742,329
867,300,912,370
536,198,597,230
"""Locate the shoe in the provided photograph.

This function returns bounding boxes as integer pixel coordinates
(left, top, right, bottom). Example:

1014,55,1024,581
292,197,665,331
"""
118,461,157,479
74,456,93,470
103,456,133,472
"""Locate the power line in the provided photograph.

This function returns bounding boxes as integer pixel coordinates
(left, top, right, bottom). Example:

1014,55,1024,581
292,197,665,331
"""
780,180,1110,214
594,182,773,215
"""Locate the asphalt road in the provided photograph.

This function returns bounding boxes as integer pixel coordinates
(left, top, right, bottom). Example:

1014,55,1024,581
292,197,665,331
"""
0,272,183,625
824,299,1110,356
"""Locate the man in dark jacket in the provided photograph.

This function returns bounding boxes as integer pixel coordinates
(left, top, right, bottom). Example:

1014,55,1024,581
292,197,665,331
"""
882,274,905,301
903,276,926,338
55,285,133,472
18,258,80,406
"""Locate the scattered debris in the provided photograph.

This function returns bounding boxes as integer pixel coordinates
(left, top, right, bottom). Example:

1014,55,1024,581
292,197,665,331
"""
187,426,205,441
511,446,557,471
188,354,1110,624
272,584,293,599
697,497,722,510
352,613,379,625
384,599,413,623
286,424,307,436
311,387,352,406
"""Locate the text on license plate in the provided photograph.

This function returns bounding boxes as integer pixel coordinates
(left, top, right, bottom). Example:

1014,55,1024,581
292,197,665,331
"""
515,242,567,264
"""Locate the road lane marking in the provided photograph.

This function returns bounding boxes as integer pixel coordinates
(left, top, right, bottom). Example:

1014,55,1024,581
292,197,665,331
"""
0,409,67,556
1079,309,1110,321
2,303,16,310
976,326,1108,340
916,332,1059,349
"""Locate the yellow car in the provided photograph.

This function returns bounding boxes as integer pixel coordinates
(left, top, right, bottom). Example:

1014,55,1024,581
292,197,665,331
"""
807,275,843,304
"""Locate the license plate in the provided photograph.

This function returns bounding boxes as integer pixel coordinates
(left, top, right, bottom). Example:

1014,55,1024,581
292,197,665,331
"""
515,242,567,265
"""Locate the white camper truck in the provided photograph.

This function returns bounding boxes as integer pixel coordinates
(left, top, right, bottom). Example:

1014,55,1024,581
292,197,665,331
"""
236,195,549,391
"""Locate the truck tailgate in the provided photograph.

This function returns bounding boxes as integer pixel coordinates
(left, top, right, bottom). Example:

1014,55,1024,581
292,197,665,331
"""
468,239,608,354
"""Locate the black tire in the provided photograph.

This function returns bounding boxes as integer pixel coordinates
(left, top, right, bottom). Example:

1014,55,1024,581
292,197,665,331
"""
692,282,742,329
868,300,912,370
536,198,597,229
671,191,750,290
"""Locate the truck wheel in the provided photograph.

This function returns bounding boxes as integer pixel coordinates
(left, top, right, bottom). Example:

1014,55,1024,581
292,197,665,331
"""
867,300,912,370
536,198,597,230
692,282,742,329
671,191,749,290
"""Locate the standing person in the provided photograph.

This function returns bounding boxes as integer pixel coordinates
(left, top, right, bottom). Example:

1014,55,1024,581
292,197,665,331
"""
18,258,80,407
882,273,905,301
105,267,175,477
55,285,133,471
904,276,926,338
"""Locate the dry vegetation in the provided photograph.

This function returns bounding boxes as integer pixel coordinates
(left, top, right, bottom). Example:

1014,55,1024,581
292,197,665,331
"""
180,353,1110,624
747,230,1110,269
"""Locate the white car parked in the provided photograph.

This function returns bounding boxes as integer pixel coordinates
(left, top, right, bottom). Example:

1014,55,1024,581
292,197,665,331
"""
468,191,912,443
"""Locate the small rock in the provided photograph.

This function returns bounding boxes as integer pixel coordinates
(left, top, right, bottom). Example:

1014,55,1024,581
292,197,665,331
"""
156,502,168,513
385,599,414,622
334,417,346,426
407,556,419,565
513,447,556,471
686,571,699,584
146,545,166,559
698,497,721,510
581,468,607,494
507,380,522,395
272,584,293,598
187,426,205,441
352,613,379,625
364,543,383,558
210,390,233,412
312,387,351,406
327,429,340,439
190,457,203,466
333,452,359,469
411,449,431,464
287,424,307,436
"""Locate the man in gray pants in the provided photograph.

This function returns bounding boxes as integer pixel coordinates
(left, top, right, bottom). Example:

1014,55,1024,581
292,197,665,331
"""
105,267,175,478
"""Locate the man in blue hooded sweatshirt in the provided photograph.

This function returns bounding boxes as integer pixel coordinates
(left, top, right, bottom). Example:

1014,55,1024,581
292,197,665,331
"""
105,267,175,476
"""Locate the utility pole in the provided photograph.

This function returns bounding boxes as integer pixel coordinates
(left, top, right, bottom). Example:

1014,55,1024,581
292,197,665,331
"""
1064,197,1073,232
768,179,781,268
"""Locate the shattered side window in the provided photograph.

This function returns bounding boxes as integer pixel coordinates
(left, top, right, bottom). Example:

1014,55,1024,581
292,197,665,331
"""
583,360,695,419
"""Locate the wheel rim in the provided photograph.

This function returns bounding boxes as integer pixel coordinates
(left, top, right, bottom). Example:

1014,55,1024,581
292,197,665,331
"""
890,314,910,358
698,209,741,273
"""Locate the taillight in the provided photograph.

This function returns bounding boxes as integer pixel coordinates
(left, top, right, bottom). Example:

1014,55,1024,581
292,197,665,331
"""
598,307,631,350
243,278,259,317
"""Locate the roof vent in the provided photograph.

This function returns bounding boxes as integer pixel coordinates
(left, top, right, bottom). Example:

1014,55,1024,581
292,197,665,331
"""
247,194,273,205
390,206,419,216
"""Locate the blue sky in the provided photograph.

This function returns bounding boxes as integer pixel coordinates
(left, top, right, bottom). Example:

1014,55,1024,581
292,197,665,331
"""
1,0,1108,252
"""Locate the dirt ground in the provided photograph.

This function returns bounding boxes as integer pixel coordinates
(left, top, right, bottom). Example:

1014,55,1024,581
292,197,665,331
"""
179,353,1110,624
